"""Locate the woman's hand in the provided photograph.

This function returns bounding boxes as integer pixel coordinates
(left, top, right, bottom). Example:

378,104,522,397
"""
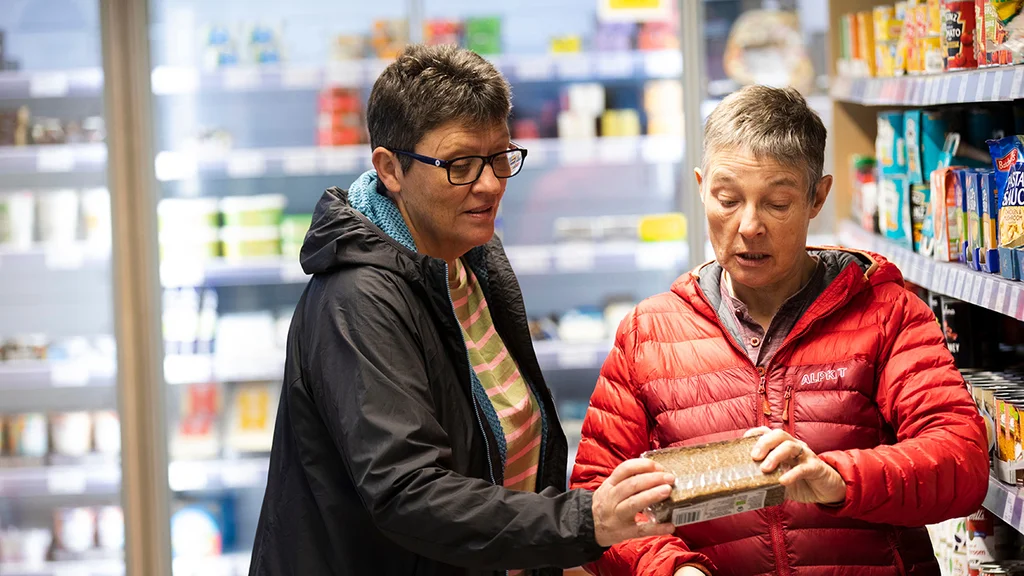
592,459,677,547
745,427,846,505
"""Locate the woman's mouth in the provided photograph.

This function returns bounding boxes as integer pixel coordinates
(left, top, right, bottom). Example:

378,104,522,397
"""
736,252,770,266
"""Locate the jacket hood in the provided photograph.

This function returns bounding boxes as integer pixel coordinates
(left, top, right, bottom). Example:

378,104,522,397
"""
673,247,901,315
300,170,432,281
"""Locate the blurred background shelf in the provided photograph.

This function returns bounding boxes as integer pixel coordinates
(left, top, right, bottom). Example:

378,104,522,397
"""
0,69,105,100
158,240,688,288
0,145,106,175
0,361,114,391
153,136,684,182
171,551,250,576
0,558,124,576
0,460,121,498
167,458,269,493
149,51,683,95
983,474,1024,536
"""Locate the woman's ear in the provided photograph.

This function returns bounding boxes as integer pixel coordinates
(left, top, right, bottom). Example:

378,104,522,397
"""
372,147,403,196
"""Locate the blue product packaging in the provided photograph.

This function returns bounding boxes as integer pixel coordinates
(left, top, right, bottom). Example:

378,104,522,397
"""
906,110,923,185
987,136,1024,281
921,110,949,184
877,111,906,177
880,175,912,249
980,170,1000,274
966,170,983,271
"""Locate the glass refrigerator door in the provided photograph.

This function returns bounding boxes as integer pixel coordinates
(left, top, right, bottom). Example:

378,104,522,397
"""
0,2,124,575
147,1,413,574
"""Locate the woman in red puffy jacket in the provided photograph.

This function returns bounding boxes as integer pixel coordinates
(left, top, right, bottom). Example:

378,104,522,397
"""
570,85,989,576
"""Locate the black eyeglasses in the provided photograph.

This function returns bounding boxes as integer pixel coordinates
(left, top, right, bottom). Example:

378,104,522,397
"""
389,145,528,185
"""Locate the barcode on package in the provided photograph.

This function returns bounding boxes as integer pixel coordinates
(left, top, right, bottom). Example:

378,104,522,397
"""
672,508,703,526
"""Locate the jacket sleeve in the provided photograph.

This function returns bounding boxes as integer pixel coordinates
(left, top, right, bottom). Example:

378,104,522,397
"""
306,273,606,570
570,309,715,576
817,289,989,525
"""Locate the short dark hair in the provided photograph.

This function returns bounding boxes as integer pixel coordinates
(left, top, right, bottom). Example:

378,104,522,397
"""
702,85,827,200
367,44,512,171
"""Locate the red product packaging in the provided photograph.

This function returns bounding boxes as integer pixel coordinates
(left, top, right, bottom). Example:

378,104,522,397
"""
945,0,979,70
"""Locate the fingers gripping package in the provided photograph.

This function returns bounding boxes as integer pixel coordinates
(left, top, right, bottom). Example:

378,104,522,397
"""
987,136,1024,279
641,436,787,527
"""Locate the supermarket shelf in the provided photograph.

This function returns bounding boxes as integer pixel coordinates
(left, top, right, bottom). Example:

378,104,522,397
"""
837,221,1024,322
0,144,107,175
0,559,123,576
168,458,269,492
0,460,121,497
0,68,105,99
159,240,688,288
164,340,612,386
149,51,683,95
0,361,115,390
153,136,684,182
831,65,1024,106
984,474,1024,535
0,244,110,272
532,340,613,371
172,552,250,576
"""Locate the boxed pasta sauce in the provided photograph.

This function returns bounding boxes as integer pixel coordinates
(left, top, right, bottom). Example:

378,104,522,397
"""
642,436,787,527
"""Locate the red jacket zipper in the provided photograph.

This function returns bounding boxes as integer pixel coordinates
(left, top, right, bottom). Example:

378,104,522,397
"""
768,506,792,576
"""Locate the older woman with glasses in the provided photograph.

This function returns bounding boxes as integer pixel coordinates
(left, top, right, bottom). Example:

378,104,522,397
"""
249,44,678,576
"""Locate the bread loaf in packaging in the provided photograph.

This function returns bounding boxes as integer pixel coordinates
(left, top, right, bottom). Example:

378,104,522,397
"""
642,436,787,526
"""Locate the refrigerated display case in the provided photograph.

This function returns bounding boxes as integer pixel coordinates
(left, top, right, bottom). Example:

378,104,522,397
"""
0,2,125,575
145,0,689,572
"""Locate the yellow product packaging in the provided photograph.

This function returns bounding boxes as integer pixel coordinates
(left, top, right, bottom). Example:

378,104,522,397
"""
928,0,944,34
876,40,899,76
921,34,947,71
875,5,898,41
857,11,877,75
987,136,1024,250
638,213,687,242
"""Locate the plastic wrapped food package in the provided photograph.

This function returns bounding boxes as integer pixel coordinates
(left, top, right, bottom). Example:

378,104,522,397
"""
641,436,788,527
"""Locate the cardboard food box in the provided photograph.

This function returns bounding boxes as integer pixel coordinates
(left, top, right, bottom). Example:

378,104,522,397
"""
642,436,786,527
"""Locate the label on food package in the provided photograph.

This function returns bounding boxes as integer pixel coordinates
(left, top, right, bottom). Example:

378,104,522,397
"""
988,136,1024,248
670,489,768,527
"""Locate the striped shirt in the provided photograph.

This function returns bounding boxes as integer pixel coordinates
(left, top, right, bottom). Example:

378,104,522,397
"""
450,258,543,497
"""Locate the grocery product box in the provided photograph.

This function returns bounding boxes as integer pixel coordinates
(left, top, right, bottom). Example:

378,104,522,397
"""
642,436,785,526
911,183,932,253
931,166,964,261
881,175,913,249
980,170,1001,273
965,169,984,270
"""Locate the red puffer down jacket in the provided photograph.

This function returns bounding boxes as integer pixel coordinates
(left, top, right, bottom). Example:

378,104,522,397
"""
571,250,989,576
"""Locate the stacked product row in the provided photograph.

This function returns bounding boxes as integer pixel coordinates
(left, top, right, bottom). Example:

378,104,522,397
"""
850,103,1024,280
0,506,124,566
0,189,111,252
837,1,1024,78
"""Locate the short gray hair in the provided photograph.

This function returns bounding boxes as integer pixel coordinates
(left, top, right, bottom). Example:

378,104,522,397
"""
702,85,826,199
367,44,512,171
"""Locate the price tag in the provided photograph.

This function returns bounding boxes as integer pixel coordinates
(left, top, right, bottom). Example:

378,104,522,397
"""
1013,67,1024,98
29,72,70,97
555,55,592,80
955,269,967,296
223,67,261,91
504,246,552,275
160,260,206,288
596,53,635,79
597,137,639,164
997,282,1010,313
321,149,360,174
560,140,598,165
168,461,209,492
992,70,1004,101
554,243,597,272
226,150,267,178
985,280,998,310
958,76,970,103
556,345,600,370
280,262,308,283
515,56,555,81
282,66,321,89
325,61,363,87
941,76,953,102
635,242,683,270
1012,288,1023,320
221,461,262,488
47,468,87,494
973,275,985,301
36,147,75,173
644,51,683,78
1005,490,1016,523
154,152,198,182
150,66,200,95
45,243,85,270
976,73,989,102
282,149,319,175
51,361,90,387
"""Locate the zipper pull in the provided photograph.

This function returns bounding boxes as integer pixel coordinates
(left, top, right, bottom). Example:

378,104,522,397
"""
782,386,792,423
758,376,771,417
